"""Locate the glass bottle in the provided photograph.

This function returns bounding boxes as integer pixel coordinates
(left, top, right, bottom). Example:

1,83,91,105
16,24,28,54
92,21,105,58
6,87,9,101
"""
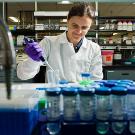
95,86,111,135
78,86,95,121
62,87,78,122
113,46,122,65
127,86,135,134
111,86,127,134
46,87,61,135
79,72,93,87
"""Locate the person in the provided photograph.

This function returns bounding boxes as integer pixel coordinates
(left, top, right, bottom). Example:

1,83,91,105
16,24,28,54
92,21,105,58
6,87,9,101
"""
17,2,103,83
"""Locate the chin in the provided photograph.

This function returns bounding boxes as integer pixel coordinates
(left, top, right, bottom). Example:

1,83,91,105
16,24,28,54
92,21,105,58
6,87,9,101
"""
74,37,81,41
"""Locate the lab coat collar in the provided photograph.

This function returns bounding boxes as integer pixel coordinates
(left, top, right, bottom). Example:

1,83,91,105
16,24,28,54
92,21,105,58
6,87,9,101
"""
59,31,88,48
58,31,69,44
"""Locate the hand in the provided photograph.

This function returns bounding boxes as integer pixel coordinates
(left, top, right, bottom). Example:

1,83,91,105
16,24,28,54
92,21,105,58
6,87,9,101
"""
24,40,43,61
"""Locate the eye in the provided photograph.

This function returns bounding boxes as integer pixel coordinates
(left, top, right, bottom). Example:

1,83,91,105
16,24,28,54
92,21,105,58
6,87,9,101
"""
72,24,79,29
82,26,90,30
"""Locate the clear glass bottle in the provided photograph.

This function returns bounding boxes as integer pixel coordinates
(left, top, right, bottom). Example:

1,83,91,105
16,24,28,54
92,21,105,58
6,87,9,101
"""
78,86,95,121
79,72,93,87
62,87,78,122
95,86,111,135
46,87,61,135
111,86,127,134
127,86,135,134
46,87,61,121
113,46,122,65
95,87,111,120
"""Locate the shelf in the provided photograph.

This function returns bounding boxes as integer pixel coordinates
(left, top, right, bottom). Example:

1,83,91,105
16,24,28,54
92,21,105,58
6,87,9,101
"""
101,45,135,50
11,29,35,35
98,16,135,19
34,11,68,18
35,30,65,32
87,30,135,37
96,30,135,33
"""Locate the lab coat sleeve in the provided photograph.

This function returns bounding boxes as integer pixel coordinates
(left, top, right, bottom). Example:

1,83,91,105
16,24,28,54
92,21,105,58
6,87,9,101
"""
39,36,51,60
90,44,103,80
17,57,42,80
17,37,51,80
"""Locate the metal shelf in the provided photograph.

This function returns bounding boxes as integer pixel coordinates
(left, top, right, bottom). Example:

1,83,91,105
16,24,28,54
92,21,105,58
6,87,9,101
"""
98,16,135,19
11,29,35,35
101,45,135,50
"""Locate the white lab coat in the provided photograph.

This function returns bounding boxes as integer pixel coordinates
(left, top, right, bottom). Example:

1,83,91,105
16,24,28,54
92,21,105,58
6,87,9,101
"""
17,32,103,82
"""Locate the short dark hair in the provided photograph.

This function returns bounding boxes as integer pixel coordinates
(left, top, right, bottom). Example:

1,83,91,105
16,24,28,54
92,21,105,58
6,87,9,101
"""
67,2,95,20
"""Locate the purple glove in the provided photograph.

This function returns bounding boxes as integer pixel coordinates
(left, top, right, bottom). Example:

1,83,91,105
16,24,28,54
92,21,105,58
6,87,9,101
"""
24,41,43,61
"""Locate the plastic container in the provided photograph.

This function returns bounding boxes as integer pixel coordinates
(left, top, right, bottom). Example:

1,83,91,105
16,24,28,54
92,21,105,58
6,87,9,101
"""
0,98,38,135
47,69,60,86
101,50,114,65
117,20,123,30
127,20,133,31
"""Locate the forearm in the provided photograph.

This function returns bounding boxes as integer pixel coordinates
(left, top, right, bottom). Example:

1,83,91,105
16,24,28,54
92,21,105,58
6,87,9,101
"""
17,58,42,80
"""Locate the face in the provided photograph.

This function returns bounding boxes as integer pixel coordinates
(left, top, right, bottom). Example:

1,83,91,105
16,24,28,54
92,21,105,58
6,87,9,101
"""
67,15,92,45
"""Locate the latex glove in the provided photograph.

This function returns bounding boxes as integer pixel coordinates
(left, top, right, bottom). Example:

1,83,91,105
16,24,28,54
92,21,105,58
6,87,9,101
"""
24,40,43,61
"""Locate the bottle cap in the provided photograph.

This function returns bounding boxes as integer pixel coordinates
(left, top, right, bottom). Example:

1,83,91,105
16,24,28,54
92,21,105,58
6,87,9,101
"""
95,87,111,95
59,80,69,84
111,86,127,95
62,87,78,95
104,82,117,88
46,87,61,96
81,72,91,77
127,86,135,94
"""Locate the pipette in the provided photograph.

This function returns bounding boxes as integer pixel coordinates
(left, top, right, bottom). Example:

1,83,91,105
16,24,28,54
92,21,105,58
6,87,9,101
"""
40,55,54,71
24,37,54,71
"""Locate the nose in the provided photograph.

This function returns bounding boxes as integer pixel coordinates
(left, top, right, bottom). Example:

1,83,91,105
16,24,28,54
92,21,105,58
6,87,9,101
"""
75,27,83,33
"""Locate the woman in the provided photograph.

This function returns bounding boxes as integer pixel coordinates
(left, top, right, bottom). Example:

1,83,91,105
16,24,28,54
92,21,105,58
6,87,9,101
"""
17,2,103,82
